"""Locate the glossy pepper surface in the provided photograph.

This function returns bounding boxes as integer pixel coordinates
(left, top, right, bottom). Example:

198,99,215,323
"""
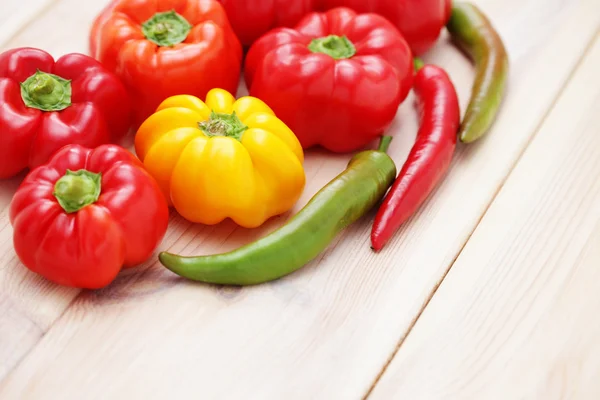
218,0,451,55
135,89,306,228
9,144,169,289
0,48,132,179
159,136,396,286
245,7,413,153
321,0,452,55
447,2,509,143
90,0,242,126
371,60,460,251
218,0,319,47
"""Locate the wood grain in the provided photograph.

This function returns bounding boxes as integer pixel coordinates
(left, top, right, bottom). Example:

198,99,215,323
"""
0,0,57,50
0,0,598,398
0,0,121,381
369,32,600,400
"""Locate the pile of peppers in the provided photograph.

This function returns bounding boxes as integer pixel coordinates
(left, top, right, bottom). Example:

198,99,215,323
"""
1,0,508,288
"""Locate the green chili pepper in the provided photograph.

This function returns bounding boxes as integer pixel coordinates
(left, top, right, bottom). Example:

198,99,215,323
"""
447,2,509,143
159,136,397,286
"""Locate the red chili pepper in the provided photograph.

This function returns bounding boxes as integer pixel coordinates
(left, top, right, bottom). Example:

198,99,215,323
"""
0,48,132,179
371,60,460,251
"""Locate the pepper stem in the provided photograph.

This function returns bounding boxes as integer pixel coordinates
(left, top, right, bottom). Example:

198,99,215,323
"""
378,136,393,153
20,70,72,111
53,170,102,213
199,111,248,141
308,35,356,59
414,58,425,71
142,10,192,47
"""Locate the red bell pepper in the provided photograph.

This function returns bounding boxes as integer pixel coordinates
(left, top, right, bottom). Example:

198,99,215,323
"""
245,7,413,153
218,0,451,55
9,144,169,289
218,0,319,47
90,0,242,126
322,0,453,56
0,48,132,179
371,60,460,251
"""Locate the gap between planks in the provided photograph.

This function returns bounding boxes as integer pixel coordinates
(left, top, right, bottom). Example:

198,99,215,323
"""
362,28,600,400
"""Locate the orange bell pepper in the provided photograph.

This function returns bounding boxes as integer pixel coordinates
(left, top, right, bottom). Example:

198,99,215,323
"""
135,89,306,228
90,0,242,126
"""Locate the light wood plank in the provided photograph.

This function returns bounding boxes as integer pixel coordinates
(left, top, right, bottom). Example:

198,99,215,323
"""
370,32,600,400
0,0,598,397
0,0,131,381
0,0,57,50
0,0,107,381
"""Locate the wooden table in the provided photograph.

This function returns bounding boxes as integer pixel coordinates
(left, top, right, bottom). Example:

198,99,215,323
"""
0,0,599,398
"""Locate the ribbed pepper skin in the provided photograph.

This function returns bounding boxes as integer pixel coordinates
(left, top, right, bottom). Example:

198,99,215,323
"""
9,144,169,289
135,89,306,228
245,8,414,153
218,0,451,55
90,0,242,127
0,48,132,179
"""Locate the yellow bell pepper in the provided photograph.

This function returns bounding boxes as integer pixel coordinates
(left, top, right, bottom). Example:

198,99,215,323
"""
135,89,306,228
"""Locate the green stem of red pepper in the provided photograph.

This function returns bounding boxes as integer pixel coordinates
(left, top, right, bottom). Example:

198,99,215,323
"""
20,70,72,111
308,35,356,59
141,10,192,47
53,169,102,213
371,61,460,251
413,58,425,71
